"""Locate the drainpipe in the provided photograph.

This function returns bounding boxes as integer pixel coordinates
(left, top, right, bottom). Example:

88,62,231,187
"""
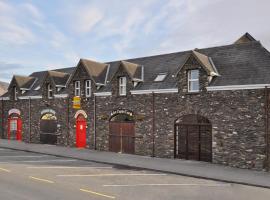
1,99,4,139
67,96,70,146
28,97,31,143
152,92,155,157
265,87,269,171
94,95,97,150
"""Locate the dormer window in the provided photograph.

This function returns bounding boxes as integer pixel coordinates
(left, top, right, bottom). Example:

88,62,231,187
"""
74,81,80,96
85,80,91,97
13,86,17,100
119,77,127,96
47,84,53,99
188,69,199,93
154,73,167,82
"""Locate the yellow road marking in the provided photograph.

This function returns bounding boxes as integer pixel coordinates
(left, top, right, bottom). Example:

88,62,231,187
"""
80,188,115,199
0,167,10,172
29,176,54,184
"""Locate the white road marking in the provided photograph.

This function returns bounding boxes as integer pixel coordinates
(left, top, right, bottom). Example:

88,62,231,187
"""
103,183,232,187
57,173,167,177
0,159,77,163
23,159,77,163
0,155,48,158
27,166,112,169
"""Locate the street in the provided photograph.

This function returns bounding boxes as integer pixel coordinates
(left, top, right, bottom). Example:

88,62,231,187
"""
0,148,269,200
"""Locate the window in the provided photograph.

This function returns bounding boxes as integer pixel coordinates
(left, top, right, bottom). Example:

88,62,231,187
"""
119,77,127,96
47,84,53,99
154,73,167,82
188,70,199,92
74,81,80,96
10,120,17,131
85,80,91,97
13,86,17,100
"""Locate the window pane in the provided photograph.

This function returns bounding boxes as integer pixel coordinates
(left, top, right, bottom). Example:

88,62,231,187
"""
190,70,199,79
190,81,199,91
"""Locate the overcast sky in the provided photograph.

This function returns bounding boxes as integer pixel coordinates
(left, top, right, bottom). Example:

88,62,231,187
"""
0,0,270,82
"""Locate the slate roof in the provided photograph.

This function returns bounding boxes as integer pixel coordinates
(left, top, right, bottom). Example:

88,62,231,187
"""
2,33,270,97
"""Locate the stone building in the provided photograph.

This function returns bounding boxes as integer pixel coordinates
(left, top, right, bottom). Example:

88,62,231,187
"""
1,33,270,171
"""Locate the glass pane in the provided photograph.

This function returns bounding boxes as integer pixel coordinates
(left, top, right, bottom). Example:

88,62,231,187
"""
190,81,199,91
190,70,199,79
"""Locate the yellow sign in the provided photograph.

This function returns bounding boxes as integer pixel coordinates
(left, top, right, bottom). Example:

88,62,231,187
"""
73,96,81,109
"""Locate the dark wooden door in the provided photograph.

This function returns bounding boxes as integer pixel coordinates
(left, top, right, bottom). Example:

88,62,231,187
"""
40,114,57,145
175,116,212,162
109,122,135,154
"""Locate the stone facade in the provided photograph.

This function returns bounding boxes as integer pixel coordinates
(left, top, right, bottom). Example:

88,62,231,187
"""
1,38,270,171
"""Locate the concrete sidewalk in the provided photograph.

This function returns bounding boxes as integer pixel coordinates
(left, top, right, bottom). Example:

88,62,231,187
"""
0,139,270,188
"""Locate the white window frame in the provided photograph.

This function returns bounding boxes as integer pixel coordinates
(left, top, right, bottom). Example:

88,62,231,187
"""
119,77,127,96
188,69,199,93
47,84,53,99
85,80,91,97
74,81,80,96
14,87,17,100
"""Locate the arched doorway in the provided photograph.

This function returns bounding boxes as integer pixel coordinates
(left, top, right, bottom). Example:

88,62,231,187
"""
75,110,87,148
109,113,135,154
40,111,57,144
174,114,212,162
8,109,22,141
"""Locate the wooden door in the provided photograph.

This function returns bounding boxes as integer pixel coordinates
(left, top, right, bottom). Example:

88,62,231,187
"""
40,113,57,144
109,122,135,154
76,118,86,148
174,115,212,162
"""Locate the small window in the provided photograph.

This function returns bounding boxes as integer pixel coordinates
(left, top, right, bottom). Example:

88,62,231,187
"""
10,120,17,131
85,80,91,97
188,70,199,92
74,81,80,96
154,73,167,82
119,77,127,96
13,86,17,100
47,84,53,99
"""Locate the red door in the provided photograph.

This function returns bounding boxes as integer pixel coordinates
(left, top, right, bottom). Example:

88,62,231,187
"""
17,118,22,141
8,117,22,141
76,116,86,148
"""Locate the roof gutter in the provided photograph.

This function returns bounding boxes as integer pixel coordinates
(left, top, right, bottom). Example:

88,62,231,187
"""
207,84,270,91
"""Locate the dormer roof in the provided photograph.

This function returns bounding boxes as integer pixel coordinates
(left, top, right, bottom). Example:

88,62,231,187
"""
8,75,36,90
234,32,257,44
120,61,143,81
80,59,109,85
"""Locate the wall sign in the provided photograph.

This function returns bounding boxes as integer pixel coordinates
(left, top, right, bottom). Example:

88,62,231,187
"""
8,109,21,116
41,109,56,116
73,96,81,109
74,110,88,119
110,109,133,117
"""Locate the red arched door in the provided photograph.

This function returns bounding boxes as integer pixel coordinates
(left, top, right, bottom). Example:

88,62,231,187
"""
8,115,22,141
76,114,86,148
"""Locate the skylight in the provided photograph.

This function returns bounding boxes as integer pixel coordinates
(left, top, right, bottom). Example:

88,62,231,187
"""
154,73,167,82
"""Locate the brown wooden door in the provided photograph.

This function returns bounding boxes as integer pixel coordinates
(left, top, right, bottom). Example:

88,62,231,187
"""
175,115,212,162
109,122,135,154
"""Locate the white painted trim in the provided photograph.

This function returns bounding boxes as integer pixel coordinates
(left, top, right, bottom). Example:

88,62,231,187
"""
0,97,10,100
55,85,66,88
18,96,42,99
94,92,112,96
207,84,270,91
74,110,87,119
104,64,110,84
130,88,178,94
54,94,68,98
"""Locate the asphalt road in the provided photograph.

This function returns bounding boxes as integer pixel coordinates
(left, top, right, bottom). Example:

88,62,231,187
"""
0,148,270,200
